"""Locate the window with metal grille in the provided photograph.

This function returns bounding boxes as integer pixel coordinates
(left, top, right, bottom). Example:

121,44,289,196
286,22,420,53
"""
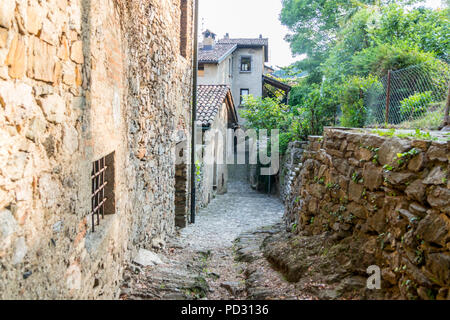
91,152,115,231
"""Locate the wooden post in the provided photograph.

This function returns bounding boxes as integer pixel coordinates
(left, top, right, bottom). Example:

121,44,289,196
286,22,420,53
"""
385,70,392,126
443,82,450,127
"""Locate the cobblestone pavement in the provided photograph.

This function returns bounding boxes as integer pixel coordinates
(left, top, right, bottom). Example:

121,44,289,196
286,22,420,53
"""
121,164,305,300
179,168,284,251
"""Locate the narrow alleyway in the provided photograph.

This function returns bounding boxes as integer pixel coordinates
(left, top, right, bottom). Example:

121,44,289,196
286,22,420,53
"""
119,161,379,300
120,164,315,300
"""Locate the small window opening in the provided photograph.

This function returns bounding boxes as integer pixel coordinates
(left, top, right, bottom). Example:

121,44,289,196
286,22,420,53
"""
91,152,115,231
240,88,249,106
240,56,251,72
198,63,205,77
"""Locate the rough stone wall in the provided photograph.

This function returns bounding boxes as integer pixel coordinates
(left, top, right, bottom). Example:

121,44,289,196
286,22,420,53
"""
286,128,450,300
0,0,194,299
278,141,307,202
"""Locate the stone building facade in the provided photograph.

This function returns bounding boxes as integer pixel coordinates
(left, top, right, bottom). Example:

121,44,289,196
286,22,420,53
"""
0,0,194,299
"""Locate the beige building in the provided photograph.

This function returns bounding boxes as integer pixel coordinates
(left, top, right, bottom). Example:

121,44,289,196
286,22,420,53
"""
0,0,195,299
197,31,290,122
196,85,238,207
197,31,268,118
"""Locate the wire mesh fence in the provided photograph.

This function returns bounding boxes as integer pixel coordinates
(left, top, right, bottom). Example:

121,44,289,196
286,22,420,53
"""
364,62,450,129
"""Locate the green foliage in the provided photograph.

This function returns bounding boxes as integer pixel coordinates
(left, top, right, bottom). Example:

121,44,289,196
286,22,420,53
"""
369,4,450,61
339,75,382,127
280,1,449,130
195,160,202,183
398,102,445,130
399,91,433,117
395,128,436,140
351,42,437,78
371,128,437,141
239,95,294,154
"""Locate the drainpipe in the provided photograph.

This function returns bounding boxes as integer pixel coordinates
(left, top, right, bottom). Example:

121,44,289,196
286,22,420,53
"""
190,0,199,224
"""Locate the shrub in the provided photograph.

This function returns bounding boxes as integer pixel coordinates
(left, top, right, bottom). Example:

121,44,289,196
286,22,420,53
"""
399,91,433,119
339,75,382,127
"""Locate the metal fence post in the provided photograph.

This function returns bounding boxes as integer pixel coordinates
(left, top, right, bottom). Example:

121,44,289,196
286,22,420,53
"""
385,70,392,125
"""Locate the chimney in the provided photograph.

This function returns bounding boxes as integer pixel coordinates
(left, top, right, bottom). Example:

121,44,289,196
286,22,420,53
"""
224,33,229,39
202,29,216,50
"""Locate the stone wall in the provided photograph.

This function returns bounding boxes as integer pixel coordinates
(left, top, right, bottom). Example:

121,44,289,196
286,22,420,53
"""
0,0,194,299
278,141,307,202
285,128,450,299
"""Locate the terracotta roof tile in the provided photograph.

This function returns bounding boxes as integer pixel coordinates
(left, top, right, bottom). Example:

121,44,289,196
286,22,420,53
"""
217,38,269,47
197,85,230,127
198,43,236,63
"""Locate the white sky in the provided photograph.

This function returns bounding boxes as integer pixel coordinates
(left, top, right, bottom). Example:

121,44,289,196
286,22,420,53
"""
198,0,445,69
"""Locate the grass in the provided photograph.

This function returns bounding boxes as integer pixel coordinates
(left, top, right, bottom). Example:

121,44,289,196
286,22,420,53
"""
371,128,438,141
397,102,445,130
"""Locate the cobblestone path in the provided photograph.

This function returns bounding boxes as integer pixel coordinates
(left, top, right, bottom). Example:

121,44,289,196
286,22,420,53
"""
121,165,384,300
121,164,310,300
178,171,284,251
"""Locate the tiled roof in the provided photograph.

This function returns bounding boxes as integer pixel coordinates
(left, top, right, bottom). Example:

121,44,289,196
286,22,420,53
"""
198,43,236,63
197,85,230,127
217,38,269,47
217,38,269,61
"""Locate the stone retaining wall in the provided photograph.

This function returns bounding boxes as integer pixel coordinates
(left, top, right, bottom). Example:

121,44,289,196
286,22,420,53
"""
279,141,307,202
286,127,450,299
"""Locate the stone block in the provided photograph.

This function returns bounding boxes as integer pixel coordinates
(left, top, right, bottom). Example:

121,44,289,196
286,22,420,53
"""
0,27,7,48
407,152,425,172
58,36,70,61
27,36,57,83
405,179,426,203
355,147,372,162
26,5,43,35
40,18,59,45
0,0,15,29
70,41,84,64
12,237,27,265
416,213,450,246
382,171,415,186
426,145,448,162
37,94,66,124
425,253,450,286
0,208,18,250
62,124,79,154
348,180,364,202
132,249,163,267
378,138,412,167
363,162,382,191
5,35,26,79
427,187,450,213
423,166,447,185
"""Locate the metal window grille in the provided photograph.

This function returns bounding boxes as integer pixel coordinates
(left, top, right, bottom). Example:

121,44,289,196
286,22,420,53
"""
91,157,108,232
